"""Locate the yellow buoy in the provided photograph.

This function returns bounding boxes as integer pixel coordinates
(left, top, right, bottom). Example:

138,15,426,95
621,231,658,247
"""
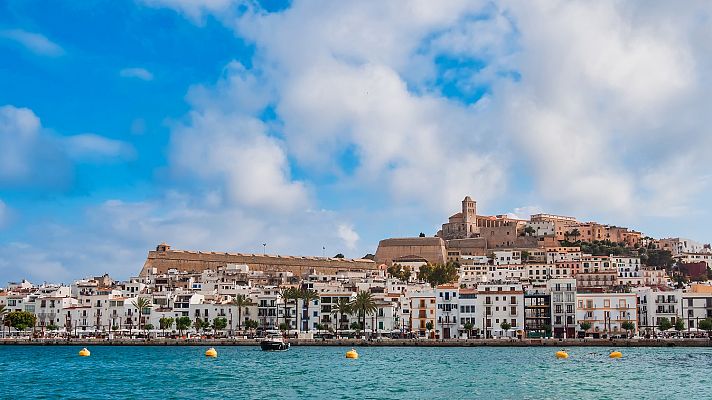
205,347,218,358
78,348,91,357
345,348,359,359
555,350,569,359
609,351,622,359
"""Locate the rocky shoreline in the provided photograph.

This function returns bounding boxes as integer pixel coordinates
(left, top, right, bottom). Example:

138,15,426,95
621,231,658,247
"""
1,338,711,347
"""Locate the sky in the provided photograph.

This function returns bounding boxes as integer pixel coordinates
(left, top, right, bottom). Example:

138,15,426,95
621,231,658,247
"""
1,0,711,284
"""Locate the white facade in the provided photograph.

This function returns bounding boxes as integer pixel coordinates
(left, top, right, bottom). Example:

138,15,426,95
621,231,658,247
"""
576,293,637,337
477,282,524,338
547,278,576,338
493,250,521,266
526,221,555,237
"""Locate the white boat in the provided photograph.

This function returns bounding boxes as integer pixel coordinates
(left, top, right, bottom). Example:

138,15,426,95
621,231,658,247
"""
260,334,290,351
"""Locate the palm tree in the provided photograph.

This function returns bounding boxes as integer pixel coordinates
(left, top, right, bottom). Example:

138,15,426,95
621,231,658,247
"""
279,287,297,332
300,289,318,332
132,297,152,334
230,294,254,333
331,298,352,338
0,305,7,338
351,291,377,338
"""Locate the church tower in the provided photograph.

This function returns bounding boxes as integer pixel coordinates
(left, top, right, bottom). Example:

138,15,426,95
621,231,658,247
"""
462,196,476,223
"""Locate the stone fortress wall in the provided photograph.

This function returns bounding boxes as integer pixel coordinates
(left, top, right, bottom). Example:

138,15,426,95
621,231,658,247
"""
140,243,377,277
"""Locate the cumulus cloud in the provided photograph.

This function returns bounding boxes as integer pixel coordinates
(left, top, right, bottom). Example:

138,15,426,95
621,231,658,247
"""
139,0,238,22
337,224,359,251
64,133,136,161
148,0,712,233
0,29,65,56
120,67,154,81
169,63,309,213
0,104,135,188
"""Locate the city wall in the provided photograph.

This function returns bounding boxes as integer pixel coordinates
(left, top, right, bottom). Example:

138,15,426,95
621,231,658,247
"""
140,248,377,277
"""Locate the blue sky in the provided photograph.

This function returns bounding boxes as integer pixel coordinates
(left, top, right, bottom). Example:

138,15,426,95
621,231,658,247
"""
1,0,711,283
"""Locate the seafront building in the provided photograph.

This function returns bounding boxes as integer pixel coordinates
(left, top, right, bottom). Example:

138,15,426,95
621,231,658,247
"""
2,196,712,339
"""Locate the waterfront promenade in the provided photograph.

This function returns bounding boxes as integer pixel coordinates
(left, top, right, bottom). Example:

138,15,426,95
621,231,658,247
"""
2,337,710,347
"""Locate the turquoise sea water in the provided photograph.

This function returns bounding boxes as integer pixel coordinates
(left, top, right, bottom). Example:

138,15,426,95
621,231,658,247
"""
1,345,710,399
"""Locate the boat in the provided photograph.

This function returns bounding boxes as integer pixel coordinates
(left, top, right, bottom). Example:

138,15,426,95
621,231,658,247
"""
260,334,290,351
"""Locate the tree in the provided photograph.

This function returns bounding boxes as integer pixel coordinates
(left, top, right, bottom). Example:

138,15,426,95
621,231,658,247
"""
47,324,59,331
159,317,174,336
244,319,259,335
621,321,636,337
300,289,319,332
5,311,37,332
463,322,474,338
418,262,459,287
698,318,712,335
521,250,530,262
643,249,674,268
279,322,288,333
523,226,536,236
419,232,426,237
195,318,211,333
657,317,673,331
674,318,685,332
579,321,592,334
176,316,192,336
351,291,377,338
144,323,154,331
334,253,345,258
132,297,152,333
279,287,299,332
332,297,352,338
500,321,512,337
387,264,412,282
425,321,434,338
212,317,228,332
569,229,581,242
350,321,363,335
230,294,254,333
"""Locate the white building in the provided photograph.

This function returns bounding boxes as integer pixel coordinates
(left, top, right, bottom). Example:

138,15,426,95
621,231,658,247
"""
547,278,576,338
477,282,524,338
576,292,637,337
492,250,521,266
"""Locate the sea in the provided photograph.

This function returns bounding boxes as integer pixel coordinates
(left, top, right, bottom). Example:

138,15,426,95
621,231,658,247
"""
0,345,709,399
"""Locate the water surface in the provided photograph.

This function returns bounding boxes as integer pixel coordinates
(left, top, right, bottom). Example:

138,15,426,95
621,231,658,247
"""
1,345,708,399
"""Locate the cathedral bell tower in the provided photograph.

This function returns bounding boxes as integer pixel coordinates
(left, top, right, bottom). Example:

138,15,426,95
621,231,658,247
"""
462,196,476,224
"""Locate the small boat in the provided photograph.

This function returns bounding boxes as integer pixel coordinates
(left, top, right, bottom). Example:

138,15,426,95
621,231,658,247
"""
260,334,290,351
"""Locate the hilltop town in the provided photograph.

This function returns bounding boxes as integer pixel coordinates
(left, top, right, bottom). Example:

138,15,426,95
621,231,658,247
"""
2,196,712,340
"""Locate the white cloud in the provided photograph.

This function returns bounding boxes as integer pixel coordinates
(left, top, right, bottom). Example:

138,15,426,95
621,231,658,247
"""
120,67,154,81
64,133,136,161
0,105,42,180
234,3,507,213
0,29,64,56
169,63,309,213
139,0,238,22
0,104,134,187
337,224,359,251
0,199,8,228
